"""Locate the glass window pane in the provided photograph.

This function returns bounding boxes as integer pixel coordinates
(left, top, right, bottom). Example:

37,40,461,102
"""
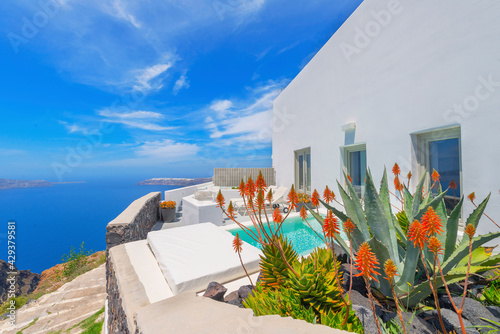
429,138,460,211
349,149,366,198
306,153,311,192
298,155,304,190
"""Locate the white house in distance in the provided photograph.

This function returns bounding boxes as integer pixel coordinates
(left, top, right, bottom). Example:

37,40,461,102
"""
272,0,500,237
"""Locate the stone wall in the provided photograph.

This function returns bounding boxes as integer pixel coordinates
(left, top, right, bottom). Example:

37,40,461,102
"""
105,192,161,251
106,256,130,334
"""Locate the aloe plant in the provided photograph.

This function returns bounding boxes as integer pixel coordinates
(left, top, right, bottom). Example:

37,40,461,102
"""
309,168,500,307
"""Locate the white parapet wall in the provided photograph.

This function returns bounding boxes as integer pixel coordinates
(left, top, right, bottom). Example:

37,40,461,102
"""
182,195,224,226
164,182,213,209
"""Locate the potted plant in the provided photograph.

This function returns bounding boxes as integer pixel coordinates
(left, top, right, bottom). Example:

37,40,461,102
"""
296,193,313,212
160,200,176,222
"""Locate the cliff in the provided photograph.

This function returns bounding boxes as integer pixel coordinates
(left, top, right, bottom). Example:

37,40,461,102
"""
0,178,53,190
137,177,212,186
0,261,40,303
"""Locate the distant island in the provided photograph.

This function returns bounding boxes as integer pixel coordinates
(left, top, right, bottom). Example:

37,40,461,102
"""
137,177,212,186
0,178,54,190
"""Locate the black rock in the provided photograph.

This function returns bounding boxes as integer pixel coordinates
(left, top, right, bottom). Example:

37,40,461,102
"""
419,308,479,334
349,290,385,320
340,263,367,296
352,305,380,334
0,260,40,303
333,243,348,264
226,298,245,308
203,282,227,302
486,306,500,319
224,291,239,303
440,295,499,332
383,311,434,334
238,285,254,300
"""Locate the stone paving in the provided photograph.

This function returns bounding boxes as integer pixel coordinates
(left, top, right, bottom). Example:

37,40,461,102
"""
0,264,106,334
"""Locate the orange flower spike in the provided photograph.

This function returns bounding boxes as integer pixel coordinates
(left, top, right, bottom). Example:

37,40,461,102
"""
245,176,256,198
287,185,299,210
272,208,283,224
323,211,340,239
216,190,225,208
449,180,457,190
383,259,398,281
256,171,267,191
392,163,401,176
394,176,403,192
238,179,246,197
233,233,243,253
299,206,308,221
431,169,440,183
311,189,320,207
347,174,352,183
255,190,265,210
467,192,476,203
266,189,273,203
421,207,443,236
343,219,356,236
354,242,381,282
407,220,428,250
464,223,476,239
427,236,443,255
323,185,334,203
227,201,235,219
407,171,412,182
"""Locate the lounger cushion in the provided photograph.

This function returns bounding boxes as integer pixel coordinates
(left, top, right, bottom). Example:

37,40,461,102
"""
147,223,262,295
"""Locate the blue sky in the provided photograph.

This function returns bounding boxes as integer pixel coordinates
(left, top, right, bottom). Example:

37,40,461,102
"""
0,0,362,182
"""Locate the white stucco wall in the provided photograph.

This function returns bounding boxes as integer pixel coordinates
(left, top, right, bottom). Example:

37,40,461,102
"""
273,0,500,236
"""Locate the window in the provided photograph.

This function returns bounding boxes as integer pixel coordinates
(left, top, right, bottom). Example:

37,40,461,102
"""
342,144,366,198
414,126,461,213
295,148,311,194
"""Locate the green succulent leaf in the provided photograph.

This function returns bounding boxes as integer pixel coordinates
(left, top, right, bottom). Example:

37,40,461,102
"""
364,171,399,269
458,194,491,248
337,180,369,246
405,274,465,307
442,231,500,274
444,197,464,261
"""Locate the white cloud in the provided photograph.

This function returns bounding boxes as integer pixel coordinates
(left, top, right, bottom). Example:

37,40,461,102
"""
59,121,90,134
210,99,233,117
97,109,171,131
98,109,163,119
105,119,171,131
136,139,200,159
133,62,172,92
173,73,190,95
111,0,141,28
204,80,286,146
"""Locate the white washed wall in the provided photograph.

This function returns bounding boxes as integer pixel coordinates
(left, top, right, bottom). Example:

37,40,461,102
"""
273,0,500,237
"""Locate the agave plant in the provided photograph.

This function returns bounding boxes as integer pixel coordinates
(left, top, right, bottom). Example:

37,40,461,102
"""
308,169,500,306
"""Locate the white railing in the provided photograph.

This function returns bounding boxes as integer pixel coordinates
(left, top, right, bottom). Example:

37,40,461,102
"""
213,167,275,187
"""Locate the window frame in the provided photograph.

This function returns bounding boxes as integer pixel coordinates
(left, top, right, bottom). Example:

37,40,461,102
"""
294,147,311,195
340,142,367,198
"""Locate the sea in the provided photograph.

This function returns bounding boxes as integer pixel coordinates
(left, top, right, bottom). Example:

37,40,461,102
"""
0,180,179,274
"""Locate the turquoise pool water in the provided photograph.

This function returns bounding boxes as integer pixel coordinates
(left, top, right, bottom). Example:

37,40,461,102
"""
228,216,347,256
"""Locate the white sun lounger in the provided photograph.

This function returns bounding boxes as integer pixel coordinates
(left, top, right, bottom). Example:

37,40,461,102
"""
147,223,262,295
231,186,289,216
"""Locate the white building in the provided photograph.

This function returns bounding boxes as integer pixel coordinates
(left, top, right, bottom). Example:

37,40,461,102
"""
272,0,500,236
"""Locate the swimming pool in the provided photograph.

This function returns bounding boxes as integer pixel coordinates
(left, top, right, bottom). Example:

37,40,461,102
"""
227,216,347,256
